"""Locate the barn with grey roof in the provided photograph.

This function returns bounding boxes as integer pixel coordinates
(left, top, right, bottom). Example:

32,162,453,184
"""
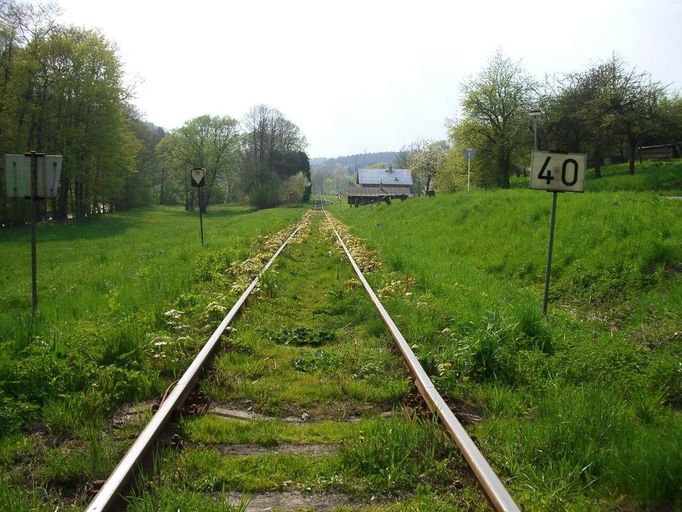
346,166,413,206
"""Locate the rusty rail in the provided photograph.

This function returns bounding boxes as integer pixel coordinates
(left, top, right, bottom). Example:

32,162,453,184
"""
85,222,304,512
324,211,520,512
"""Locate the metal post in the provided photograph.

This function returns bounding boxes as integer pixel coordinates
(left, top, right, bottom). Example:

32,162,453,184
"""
467,152,471,192
29,151,38,310
198,187,204,245
530,109,541,178
543,191,558,315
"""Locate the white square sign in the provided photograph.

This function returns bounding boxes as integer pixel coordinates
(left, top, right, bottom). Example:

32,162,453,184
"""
530,151,587,193
4,154,62,198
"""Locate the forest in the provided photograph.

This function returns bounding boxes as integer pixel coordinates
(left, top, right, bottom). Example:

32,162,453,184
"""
0,1,311,227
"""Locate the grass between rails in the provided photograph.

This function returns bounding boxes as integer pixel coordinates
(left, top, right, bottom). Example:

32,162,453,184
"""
154,415,463,496
331,179,682,510
134,213,491,511
0,204,305,510
202,215,411,417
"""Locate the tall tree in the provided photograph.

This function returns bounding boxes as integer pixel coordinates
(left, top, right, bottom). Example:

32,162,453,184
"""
600,56,665,175
0,1,58,145
406,140,449,195
121,112,165,209
542,55,667,176
1,6,138,222
156,115,240,212
460,51,536,188
542,70,615,177
241,105,309,208
444,118,495,190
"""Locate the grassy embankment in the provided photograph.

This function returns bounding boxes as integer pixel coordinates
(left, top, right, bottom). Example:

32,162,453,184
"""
332,159,682,511
0,205,304,510
511,157,682,194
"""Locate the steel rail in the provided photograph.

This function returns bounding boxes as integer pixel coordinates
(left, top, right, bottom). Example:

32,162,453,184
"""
324,211,521,512
86,222,305,512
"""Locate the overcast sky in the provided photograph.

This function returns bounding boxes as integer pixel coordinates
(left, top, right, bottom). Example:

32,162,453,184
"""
56,0,681,158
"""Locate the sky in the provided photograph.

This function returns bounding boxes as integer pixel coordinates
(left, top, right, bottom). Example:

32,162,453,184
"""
56,0,682,158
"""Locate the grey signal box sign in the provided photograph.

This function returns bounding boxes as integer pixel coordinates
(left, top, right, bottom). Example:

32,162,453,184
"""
530,151,587,193
191,167,205,187
5,154,63,199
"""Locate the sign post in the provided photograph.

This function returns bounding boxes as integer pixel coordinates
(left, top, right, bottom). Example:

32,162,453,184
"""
462,148,476,192
191,167,206,245
530,150,587,314
29,152,39,309
5,152,63,310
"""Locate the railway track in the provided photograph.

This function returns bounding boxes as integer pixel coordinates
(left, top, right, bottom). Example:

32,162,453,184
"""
86,207,519,512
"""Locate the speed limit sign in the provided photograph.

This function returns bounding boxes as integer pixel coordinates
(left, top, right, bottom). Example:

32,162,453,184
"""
530,149,589,316
530,151,587,193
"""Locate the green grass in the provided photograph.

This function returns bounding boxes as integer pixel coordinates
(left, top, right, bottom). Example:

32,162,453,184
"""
0,204,305,508
585,158,682,193
0,205,303,430
332,179,682,510
128,487,248,512
158,413,466,496
0,207,488,511
202,216,411,416
183,416,373,446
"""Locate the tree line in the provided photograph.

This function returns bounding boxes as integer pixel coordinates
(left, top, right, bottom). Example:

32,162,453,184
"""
405,51,682,193
0,1,310,227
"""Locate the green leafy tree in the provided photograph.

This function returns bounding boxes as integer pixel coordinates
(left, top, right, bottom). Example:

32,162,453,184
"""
655,94,682,144
156,115,239,212
241,105,309,207
442,118,494,190
1,13,138,221
542,55,668,176
460,51,536,188
542,71,616,177
122,113,165,209
311,162,352,195
241,160,281,209
322,168,355,195
601,56,666,175
281,172,307,204
406,140,449,194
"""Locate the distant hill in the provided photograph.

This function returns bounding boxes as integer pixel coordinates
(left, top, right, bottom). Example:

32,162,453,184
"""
312,152,399,169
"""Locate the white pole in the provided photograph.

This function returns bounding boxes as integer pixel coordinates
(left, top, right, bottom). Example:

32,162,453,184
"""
467,152,471,192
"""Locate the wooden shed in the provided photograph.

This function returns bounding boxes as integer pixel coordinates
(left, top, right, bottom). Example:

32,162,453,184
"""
346,166,413,206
